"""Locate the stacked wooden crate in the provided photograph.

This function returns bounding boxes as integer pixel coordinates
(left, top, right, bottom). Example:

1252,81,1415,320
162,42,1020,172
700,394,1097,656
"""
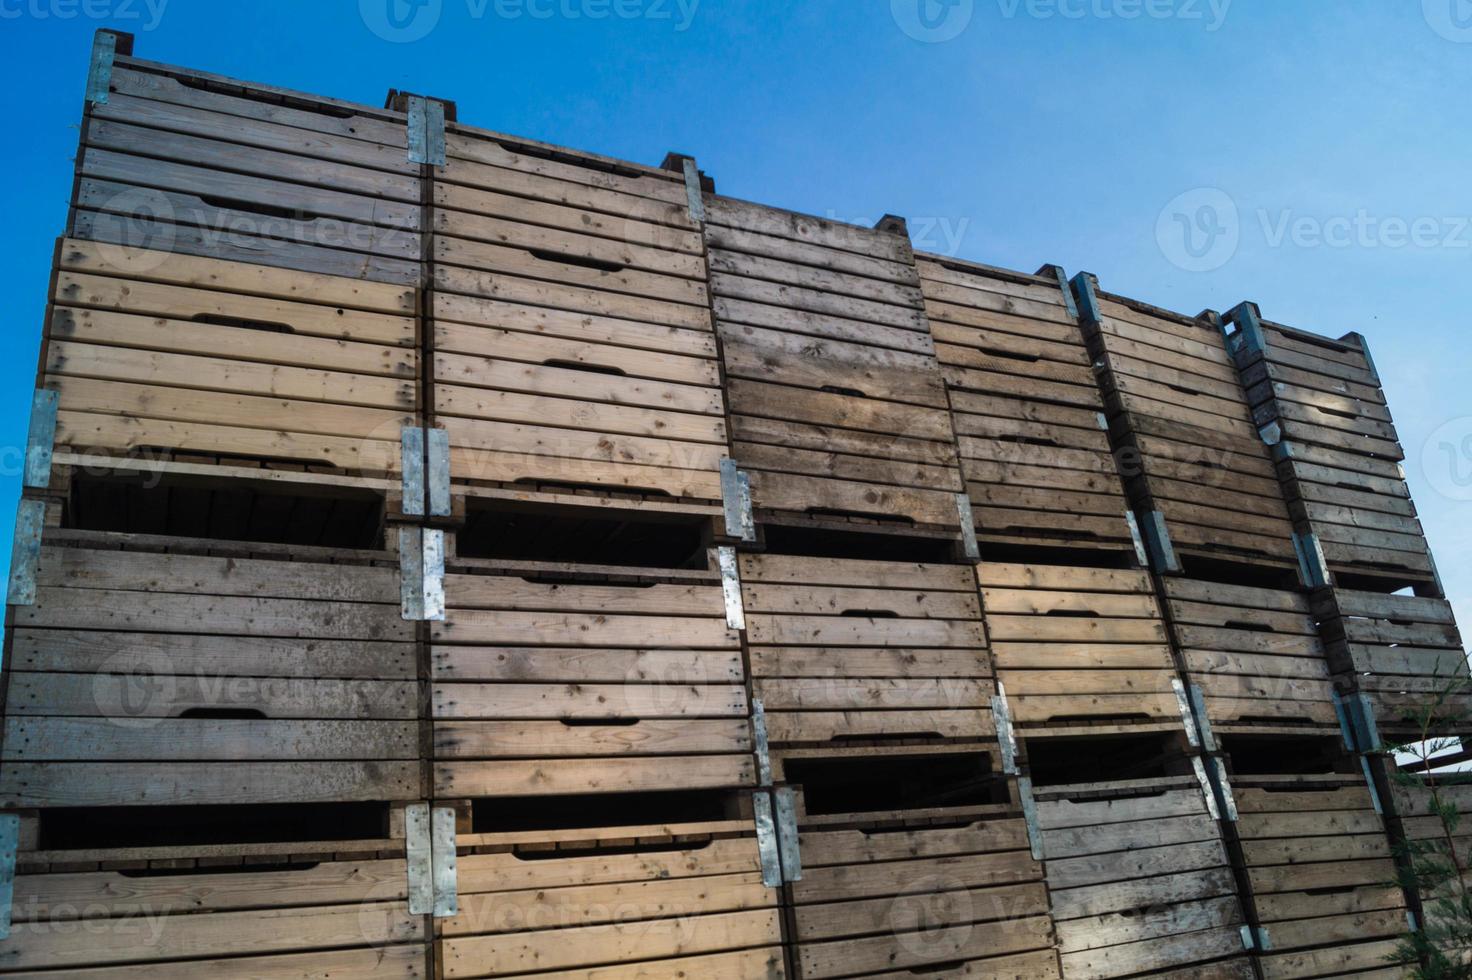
1223,303,1471,747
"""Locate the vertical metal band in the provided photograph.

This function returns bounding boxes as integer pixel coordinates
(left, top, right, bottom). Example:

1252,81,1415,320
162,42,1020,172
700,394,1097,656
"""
405,803,432,915
426,428,452,517
751,698,772,787
681,157,705,223
1293,531,1331,590
0,814,16,940
718,546,746,630
1142,511,1181,574
774,787,802,882
7,500,46,607
992,682,1018,776
86,30,120,104
1212,758,1238,821
1331,693,1357,753
1018,776,1043,862
720,459,756,542
400,527,446,621
401,427,427,517
955,493,979,561
754,792,782,888
23,390,58,490
1225,301,1268,357
1188,684,1218,753
1173,679,1201,749
1123,511,1149,569
1192,756,1221,821
431,806,459,917
407,96,447,166
1069,272,1103,329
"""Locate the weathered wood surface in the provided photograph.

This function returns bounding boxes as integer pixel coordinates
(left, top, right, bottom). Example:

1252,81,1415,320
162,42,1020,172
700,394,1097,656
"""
707,199,964,527
1235,781,1409,979
432,131,725,504
46,239,416,479
72,63,422,285
1084,293,1298,568
791,813,1058,979
921,257,1134,553
979,563,1181,732
740,554,994,746
443,823,784,979
0,852,423,976
1036,781,1250,979
1163,578,1341,733
431,561,754,796
1,540,417,808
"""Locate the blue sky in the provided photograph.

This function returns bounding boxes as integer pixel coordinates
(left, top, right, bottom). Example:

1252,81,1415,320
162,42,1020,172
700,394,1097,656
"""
1,0,1469,635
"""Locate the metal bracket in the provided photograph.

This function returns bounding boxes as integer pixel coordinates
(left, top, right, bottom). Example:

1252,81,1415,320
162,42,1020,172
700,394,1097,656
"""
406,96,447,167
0,813,16,940
431,805,458,916
1140,511,1182,574
1331,693,1357,753
401,427,426,518
1407,909,1420,933
1239,925,1256,950
1292,531,1331,590
1192,756,1221,821
1188,684,1218,753
956,493,979,561
23,390,58,490
427,428,451,517
1257,421,1283,447
1256,925,1273,950
1349,693,1383,753
400,527,446,621
1212,757,1238,821
717,546,745,630
1040,265,1079,321
1018,776,1043,862
7,500,46,607
406,804,458,917
754,792,782,887
1069,272,1103,329
1123,511,1149,569
751,698,772,787
85,30,127,105
1270,439,1295,462
774,787,802,882
720,459,756,542
1173,680,1201,748
1225,302,1268,358
992,683,1019,775
680,156,706,223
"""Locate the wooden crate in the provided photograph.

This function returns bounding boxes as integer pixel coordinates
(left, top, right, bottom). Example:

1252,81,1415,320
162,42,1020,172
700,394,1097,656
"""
978,563,1183,736
1077,282,1298,574
430,553,755,798
919,256,1136,555
442,811,784,979
1232,776,1408,980
738,553,994,748
1161,579,1342,736
0,837,424,977
1034,777,1252,979
43,238,418,483
0,528,420,809
705,199,965,530
71,50,423,285
790,804,1058,979
430,127,727,508
1312,589,1471,739
1228,311,1435,594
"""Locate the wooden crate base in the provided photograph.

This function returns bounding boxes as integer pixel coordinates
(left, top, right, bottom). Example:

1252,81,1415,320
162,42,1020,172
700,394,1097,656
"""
790,799,1057,980
3,528,419,810
442,804,784,979
0,835,423,978
1232,776,1408,980
1033,776,1251,979
431,552,754,798
979,563,1184,735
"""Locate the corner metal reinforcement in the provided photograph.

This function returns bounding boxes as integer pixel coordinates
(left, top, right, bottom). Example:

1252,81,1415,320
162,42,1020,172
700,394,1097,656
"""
720,459,756,542
955,493,979,561
406,804,458,917
406,96,448,167
400,527,446,621
23,390,57,490
7,500,46,607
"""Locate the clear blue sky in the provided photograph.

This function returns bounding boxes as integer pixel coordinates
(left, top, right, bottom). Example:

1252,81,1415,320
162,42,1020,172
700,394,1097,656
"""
1,0,1469,636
